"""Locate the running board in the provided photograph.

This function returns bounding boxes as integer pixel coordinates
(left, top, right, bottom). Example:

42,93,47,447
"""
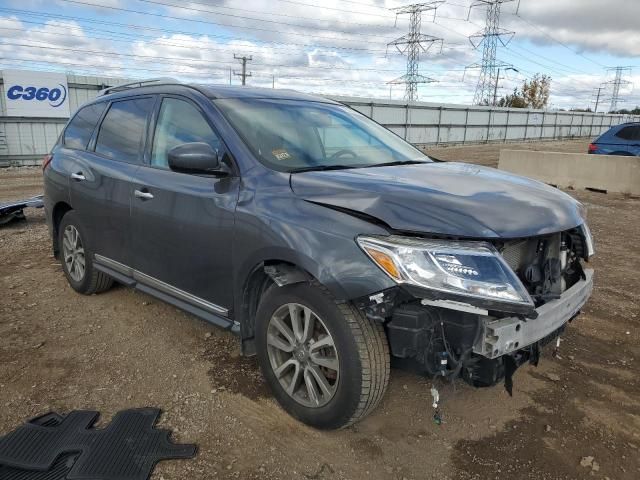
94,254,239,334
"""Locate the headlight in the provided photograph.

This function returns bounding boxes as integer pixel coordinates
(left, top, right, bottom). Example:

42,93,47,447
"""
579,222,595,258
357,235,533,309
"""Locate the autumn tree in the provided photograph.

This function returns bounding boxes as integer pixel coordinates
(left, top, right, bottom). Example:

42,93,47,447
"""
521,74,551,109
496,74,551,109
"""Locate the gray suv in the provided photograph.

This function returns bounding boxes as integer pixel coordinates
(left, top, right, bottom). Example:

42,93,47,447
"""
44,80,594,429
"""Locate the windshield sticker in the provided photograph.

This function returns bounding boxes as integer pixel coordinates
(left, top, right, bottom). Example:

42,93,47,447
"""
272,149,291,161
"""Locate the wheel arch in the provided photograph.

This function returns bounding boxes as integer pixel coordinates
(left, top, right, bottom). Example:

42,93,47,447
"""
51,201,73,257
237,254,348,356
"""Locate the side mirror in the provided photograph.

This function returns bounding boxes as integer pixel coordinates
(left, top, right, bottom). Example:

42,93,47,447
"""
168,142,229,176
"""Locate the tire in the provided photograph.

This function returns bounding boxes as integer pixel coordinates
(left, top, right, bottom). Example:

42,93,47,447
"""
255,282,390,429
58,210,113,295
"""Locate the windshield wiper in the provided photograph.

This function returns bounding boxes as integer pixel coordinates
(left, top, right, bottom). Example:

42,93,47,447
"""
289,165,357,173
365,159,430,168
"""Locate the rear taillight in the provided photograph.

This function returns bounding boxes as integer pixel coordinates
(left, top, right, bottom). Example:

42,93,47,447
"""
42,154,53,172
588,143,598,153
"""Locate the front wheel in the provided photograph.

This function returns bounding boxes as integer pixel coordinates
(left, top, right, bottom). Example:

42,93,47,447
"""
255,282,390,429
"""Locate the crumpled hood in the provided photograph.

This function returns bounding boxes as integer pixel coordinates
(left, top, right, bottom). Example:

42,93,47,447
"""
290,162,584,239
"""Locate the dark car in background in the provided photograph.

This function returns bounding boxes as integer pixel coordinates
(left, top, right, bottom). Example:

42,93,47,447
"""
43,80,595,429
589,122,640,155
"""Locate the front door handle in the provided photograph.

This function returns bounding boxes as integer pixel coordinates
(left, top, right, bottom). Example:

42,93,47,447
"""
71,172,85,181
134,189,154,200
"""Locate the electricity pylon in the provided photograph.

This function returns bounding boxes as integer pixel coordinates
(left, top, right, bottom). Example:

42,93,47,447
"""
605,66,632,112
466,0,515,105
387,2,444,101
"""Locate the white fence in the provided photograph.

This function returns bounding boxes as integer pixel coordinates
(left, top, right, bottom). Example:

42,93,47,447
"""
1,72,639,166
332,95,640,146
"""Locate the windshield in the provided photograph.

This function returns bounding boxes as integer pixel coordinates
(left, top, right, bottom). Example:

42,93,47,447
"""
214,98,431,172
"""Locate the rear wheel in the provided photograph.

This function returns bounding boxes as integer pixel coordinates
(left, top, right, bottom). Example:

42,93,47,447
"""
255,282,390,429
58,211,113,295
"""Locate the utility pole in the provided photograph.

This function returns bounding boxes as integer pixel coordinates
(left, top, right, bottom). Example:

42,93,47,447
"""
491,66,518,106
386,1,444,101
592,86,602,112
605,66,632,112
492,68,500,106
233,54,252,86
466,0,516,105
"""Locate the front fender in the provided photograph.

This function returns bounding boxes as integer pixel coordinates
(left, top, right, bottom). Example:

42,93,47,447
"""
232,174,395,328
233,197,395,302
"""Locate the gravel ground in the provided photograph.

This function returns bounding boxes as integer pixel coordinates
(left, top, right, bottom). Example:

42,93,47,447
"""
1,140,638,479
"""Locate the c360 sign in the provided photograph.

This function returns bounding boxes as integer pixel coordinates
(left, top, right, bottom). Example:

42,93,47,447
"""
6,84,67,108
3,70,70,118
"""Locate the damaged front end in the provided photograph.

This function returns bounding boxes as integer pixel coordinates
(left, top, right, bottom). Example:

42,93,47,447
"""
355,225,594,393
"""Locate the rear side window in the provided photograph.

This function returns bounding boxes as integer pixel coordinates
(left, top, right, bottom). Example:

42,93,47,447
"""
614,125,640,140
64,103,106,150
95,97,155,163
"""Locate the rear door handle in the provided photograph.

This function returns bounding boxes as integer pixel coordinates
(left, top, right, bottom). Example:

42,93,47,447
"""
134,189,154,200
71,172,85,181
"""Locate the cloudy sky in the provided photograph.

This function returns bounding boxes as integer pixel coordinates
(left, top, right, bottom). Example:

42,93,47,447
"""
0,0,639,110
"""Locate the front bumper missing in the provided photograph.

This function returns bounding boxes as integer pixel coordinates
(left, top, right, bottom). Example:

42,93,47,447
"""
474,269,594,359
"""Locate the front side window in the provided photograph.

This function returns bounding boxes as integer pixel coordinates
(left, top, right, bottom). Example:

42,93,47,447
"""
95,97,155,163
151,98,222,169
64,102,106,150
214,98,429,172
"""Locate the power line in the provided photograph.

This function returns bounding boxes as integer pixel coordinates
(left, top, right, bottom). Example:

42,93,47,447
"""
56,0,399,44
2,0,625,108
0,10,473,62
466,0,516,105
0,40,410,73
387,2,444,101
143,0,396,28
509,13,608,68
252,0,395,18
0,44,467,76
0,11,394,54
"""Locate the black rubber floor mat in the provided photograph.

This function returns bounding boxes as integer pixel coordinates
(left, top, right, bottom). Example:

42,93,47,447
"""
0,454,78,480
0,413,77,480
0,408,197,480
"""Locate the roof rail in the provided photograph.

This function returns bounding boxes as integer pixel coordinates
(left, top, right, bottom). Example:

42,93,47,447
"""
98,78,179,96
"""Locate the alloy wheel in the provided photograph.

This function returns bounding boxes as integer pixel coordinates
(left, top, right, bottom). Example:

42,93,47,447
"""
62,225,86,282
266,303,340,408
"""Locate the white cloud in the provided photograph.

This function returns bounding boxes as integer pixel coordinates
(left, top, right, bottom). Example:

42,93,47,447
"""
3,0,640,108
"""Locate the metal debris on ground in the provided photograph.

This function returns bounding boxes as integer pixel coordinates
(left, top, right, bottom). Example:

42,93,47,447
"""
0,195,43,226
430,386,443,425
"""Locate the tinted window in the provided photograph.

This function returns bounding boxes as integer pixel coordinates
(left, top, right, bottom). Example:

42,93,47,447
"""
95,98,155,163
614,125,640,141
215,98,427,172
151,98,222,169
64,103,106,150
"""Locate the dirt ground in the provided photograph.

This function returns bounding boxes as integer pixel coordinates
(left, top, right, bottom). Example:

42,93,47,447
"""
424,139,593,168
1,139,638,480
